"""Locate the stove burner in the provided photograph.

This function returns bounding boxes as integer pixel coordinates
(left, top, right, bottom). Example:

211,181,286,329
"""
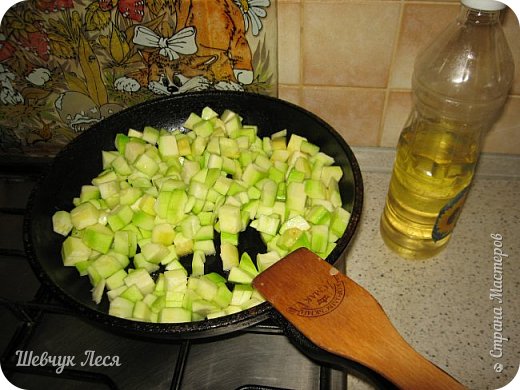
0,157,352,390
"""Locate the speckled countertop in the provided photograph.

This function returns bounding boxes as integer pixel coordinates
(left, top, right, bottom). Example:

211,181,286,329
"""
343,147,520,390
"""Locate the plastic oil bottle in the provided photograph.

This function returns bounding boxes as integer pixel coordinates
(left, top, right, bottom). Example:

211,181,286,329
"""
380,0,514,260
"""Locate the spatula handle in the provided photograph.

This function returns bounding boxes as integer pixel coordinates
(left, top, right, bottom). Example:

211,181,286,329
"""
253,249,467,389
301,276,466,390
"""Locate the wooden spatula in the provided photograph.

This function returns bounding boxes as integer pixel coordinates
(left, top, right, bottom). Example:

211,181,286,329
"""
252,248,466,390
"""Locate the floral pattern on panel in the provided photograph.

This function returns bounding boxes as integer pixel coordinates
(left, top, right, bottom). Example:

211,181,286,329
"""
0,0,276,156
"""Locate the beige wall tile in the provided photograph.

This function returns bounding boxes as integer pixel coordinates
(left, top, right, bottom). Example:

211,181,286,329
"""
275,0,520,155
302,2,400,88
278,2,301,85
483,96,520,154
278,85,302,106
301,87,385,147
380,91,412,147
381,92,519,153
389,3,459,89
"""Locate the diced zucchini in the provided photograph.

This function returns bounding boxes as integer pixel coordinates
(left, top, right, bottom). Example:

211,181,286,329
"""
195,277,218,301
119,187,142,206
120,284,144,303
250,214,280,236
106,269,127,290
107,285,127,301
113,230,137,257
191,250,205,276
135,152,159,177
141,242,170,264
124,141,146,164
91,254,124,278
310,224,329,253
321,166,343,185
304,179,327,199
256,251,281,272
142,126,159,144
242,164,266,186
133,300,153,321
301,140,319,156
238,252,259,276
164,269,188,292
328,179,342,208
52,210,73,236
166,189,188,224
231,284,253,306
213,284,233,308
191,299,220,317
193,119,213,138
91,279,105,304
75,259,92,276
151,223,176,246
109,296,135,318
132,210,155,230
61,236,92,266
228,266,254,284
287,134,306,152
54,105,351,323
158,134,179,159
124,269,155,295
330,207,351,237
82,223,114,254
260,179,277,207
277,228,304,251
279,215,310,233
184,112,202,130
286,182,307,212
70,202,99,230
306,205,331,225
193,239,216,255
220,242,239,270
102,150,119,168
218,205,241,234
312,152,335,166
159,307,192,323
107,205,133,232
173,232,194,257
80,185,101,203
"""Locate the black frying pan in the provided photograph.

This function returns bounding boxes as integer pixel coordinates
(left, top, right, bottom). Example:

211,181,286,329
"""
23,91,363,340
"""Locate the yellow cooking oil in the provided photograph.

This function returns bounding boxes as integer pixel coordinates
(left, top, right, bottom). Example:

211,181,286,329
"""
380,119,480,260
380,1,514,260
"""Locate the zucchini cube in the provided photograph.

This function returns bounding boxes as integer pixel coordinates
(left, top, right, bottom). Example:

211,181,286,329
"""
109,296,134,319
70,202,99,230
82,223,114,254
52,210,73,236
61,236,92,266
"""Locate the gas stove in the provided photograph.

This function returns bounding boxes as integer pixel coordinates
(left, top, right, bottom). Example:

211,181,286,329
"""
0,156,357,390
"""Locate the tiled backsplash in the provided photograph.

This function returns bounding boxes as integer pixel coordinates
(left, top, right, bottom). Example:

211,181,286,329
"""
278,0,520,155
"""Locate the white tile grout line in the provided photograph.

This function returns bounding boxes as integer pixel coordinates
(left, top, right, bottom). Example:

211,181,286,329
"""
351,146,520,179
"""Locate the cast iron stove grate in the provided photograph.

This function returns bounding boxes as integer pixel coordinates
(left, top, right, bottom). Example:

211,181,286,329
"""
0,157,349,390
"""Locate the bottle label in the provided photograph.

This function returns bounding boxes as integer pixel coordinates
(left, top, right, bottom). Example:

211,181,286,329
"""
432,186,470,242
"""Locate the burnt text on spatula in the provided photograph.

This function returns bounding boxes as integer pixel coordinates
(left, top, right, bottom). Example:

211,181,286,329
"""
287,270,345,317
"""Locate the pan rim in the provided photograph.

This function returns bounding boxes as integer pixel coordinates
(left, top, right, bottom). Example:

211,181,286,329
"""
22,90,364,339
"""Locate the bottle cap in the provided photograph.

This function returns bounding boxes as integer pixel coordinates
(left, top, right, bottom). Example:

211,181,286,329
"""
461,0,507,10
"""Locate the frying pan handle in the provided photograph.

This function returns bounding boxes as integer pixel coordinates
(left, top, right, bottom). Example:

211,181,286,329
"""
270,311,397,390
